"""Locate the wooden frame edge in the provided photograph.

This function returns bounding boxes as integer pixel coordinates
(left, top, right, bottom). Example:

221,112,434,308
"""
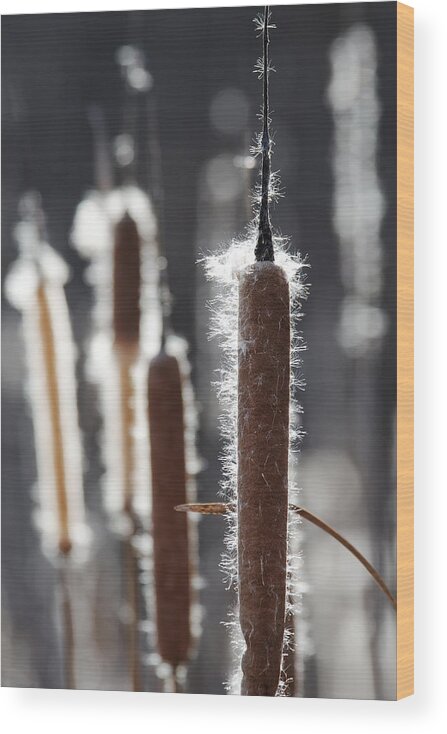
396,0,414,701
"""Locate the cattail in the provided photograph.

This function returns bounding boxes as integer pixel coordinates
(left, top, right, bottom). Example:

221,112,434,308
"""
114,46,202,687
112,211,141,515
201,7,307,697
6,198,87,559
5,195,89,689
72,102,164,691
72,144,159,692
72,182,160,522
237,8,293,697
36,281,73,556
113,212,141,356
148,348,194,678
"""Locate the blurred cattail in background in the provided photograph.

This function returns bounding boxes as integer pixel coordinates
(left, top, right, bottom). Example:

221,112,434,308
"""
5,194,88,560
5,192,90,687
72,45,202,691
111,208,145,692
133,43,202,689
71,103,161,690
237,262,291,696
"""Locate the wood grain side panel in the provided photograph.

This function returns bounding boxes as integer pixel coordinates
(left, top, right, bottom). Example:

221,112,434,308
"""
397,0,414,701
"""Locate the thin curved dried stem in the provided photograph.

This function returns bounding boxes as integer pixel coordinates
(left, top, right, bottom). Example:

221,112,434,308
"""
255,5,274,262
123,535,142,692
289,504,397,612
175,502,396,611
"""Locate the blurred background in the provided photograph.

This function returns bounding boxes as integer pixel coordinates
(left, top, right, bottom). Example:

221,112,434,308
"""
2,2,396,698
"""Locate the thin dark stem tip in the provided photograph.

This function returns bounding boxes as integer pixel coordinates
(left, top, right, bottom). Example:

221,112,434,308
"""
255,5,274,263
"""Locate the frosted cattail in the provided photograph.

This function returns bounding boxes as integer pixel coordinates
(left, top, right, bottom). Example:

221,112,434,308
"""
5,198,87,560
202,8,307,696
204,237,304,697
145,259,198,688
72,107,163,690
236,8,294,696
117,46,202,688
36,281,72,556
148,349,192,675
238,262,290,696
5,195,90,690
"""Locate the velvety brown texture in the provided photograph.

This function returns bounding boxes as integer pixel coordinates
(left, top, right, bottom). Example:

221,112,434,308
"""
238,262,290,696
37,282,72,556
112,212,141,351
148,352,192,667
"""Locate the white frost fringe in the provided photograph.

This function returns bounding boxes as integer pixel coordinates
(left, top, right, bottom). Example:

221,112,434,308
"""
204,229,308,695
139,333,203,684
72,184,161,527
73,185,202,679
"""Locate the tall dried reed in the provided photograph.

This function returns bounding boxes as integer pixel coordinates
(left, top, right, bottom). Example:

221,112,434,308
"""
6,194,88,687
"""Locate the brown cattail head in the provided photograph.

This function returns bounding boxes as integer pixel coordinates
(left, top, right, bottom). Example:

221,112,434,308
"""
113,212,141,355
148,350,192,667
238,261,290,696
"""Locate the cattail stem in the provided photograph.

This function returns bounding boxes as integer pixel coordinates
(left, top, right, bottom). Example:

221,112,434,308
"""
163,665,184,694
124,536,142,691
237,13,288,694
238,262,290,696
58,560,75,689
112,211,141,515
148,350,193,673
119,360,136,514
